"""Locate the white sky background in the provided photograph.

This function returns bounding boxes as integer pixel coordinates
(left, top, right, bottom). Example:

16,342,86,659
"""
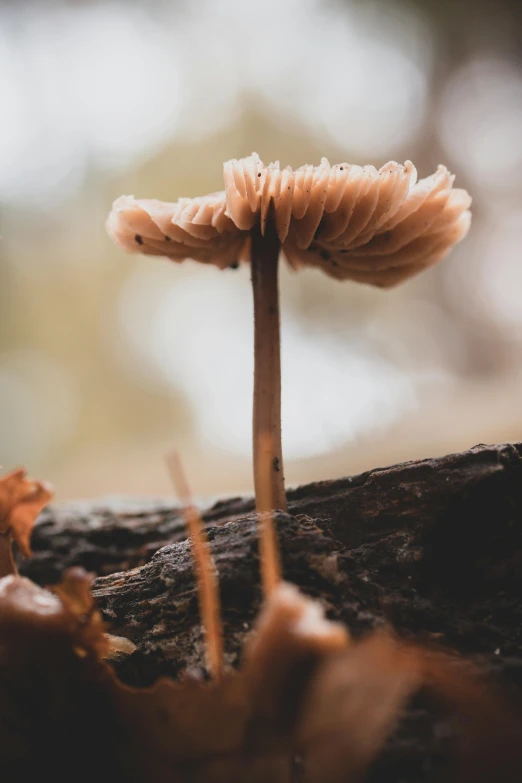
118,263,434,459
0,0,432,204
1,0,522,474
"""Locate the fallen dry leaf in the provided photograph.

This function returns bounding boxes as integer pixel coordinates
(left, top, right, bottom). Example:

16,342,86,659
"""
0,468,54,576
1,569,521,783
53,566,110,658
419,648,522,783
0,568,108,658
296,630,424,782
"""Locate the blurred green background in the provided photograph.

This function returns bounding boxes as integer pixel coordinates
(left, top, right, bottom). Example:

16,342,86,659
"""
1,0,522,500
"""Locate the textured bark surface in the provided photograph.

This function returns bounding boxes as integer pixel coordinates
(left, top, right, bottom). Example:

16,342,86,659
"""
20,442,522,782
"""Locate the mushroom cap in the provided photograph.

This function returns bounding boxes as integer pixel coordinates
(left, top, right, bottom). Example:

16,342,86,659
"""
106,153,471,288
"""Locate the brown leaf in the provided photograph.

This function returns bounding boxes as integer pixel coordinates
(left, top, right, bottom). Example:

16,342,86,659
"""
108,581,350,781
241,582,350,742
0,571,118,783
53,567,110,658
105,591,522,782
296,630,424,782
419,648,522,782
0,573,74,639
0,468,54,558
1,571,522,782
0,567,108,658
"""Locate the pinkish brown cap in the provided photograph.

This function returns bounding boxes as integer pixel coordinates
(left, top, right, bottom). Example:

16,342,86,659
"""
107,153,471,287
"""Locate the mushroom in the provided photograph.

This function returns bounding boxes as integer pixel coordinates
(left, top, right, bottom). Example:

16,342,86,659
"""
106,153,471,515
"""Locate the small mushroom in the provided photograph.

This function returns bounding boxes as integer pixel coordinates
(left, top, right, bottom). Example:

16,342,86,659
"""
0,468,54,577
107,153,471,514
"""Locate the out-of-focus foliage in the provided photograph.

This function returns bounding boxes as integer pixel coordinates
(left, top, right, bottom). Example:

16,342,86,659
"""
0,0,521,499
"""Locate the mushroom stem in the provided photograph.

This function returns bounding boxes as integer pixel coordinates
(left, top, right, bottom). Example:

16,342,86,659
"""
0,533,17,578
255,432,283,597
251,224,288,514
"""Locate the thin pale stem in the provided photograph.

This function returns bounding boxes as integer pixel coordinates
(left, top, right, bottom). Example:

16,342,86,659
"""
255,431,283,596
251,224,287,514
251,223,286,597
166,452,223,680
0,534,17,578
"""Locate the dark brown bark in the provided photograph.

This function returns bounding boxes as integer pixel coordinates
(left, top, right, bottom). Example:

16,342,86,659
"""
19,441,522,782
25,441,522,586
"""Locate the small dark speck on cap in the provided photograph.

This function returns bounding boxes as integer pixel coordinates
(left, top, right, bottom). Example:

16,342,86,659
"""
164,235,171,241
135,235,143,245
320,250,330,261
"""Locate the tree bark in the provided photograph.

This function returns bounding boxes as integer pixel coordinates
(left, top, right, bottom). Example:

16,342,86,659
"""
25,441,522,586
22,440,522,675
20,441,522,782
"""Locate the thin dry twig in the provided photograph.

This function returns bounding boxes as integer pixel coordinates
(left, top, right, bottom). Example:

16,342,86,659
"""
165,450,224,680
